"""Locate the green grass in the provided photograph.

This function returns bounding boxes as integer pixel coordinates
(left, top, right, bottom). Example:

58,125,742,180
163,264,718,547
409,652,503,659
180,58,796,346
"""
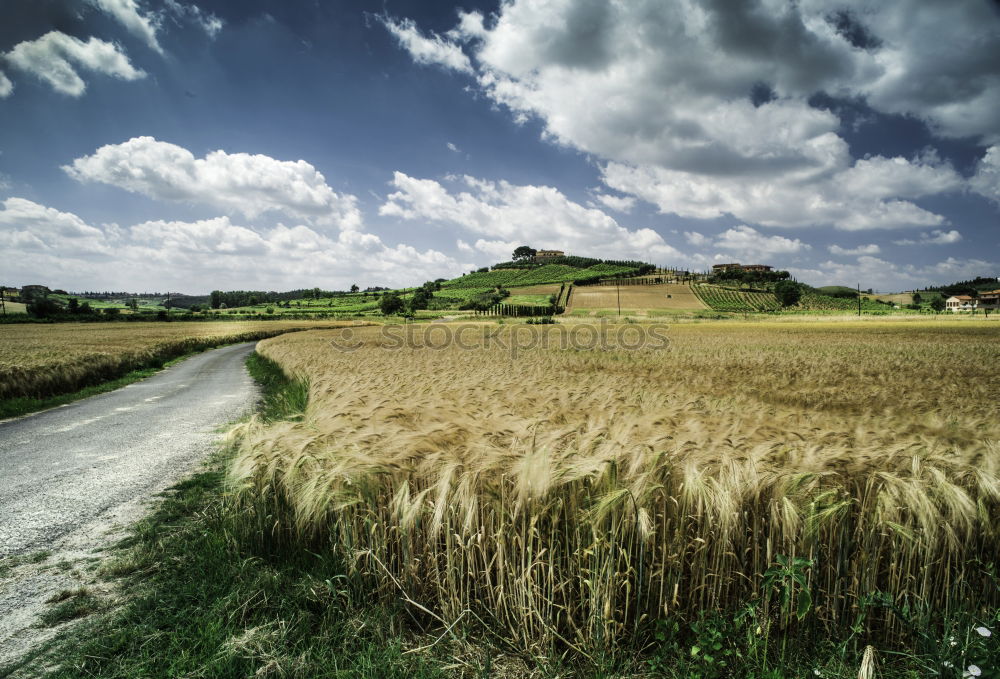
40,589,101,626
0,551,51,579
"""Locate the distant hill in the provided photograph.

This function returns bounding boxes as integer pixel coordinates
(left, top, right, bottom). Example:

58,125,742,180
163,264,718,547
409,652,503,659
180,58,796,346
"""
921,276,1000,297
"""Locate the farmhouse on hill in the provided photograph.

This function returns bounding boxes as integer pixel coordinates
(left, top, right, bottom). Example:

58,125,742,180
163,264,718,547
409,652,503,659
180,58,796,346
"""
945,295,977,312
711,262,773,273
533,249,564,262
976,290,1000,310
19,285,51,302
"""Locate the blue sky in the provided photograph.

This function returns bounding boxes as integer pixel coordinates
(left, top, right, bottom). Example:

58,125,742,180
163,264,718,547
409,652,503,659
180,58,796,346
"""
0,0,998,293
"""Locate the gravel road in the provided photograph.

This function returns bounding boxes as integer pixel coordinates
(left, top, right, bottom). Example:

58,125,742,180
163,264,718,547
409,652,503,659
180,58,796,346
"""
0,341,261,670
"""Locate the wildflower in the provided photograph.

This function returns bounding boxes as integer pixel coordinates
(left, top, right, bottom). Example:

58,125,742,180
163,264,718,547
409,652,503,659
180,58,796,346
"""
975,626,992,638
813,670,821,677
963,665,982,678
943,661,954,668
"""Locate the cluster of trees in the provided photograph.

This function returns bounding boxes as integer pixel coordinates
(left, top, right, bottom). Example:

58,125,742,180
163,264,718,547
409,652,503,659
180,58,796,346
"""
927,277,999,297
459,288,511,312
26,297,136,319
379,280,443,316
67,290,163,299
710,269,792,287
774,280,802,307
495,246,655,274
202,284,404,310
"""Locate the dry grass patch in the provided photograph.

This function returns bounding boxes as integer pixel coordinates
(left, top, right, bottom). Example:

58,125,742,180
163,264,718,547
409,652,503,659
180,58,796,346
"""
569,283,705,312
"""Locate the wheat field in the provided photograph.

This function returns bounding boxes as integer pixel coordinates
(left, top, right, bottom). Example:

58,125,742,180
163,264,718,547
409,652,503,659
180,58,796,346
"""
229,321,1000,654
568,283,706,312
0,320,353,401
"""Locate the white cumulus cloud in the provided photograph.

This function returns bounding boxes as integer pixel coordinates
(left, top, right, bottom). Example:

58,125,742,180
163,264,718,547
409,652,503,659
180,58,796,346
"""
4,31,145,97
64,137,362,229
0,71,12,98
384,1,984,232
592,193,636,213
970,146,1000,204
713,225,810,258
164,0,224,38
88,0,162,53
829,243,881,256
893,229,963,246
379,171,684,262
0,199,459,291
0,197,113,255
380,16,473,74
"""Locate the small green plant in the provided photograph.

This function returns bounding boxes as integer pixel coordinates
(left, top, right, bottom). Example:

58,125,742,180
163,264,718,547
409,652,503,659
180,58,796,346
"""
762,555,813,625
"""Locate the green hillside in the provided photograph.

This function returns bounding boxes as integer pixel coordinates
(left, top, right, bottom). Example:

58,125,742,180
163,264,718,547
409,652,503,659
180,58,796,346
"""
692,285,781,312
442,262,642,291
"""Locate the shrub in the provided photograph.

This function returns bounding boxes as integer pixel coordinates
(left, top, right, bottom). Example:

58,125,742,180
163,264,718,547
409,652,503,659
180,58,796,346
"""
774,280,802,306
380,293,405,315
27,297,62,318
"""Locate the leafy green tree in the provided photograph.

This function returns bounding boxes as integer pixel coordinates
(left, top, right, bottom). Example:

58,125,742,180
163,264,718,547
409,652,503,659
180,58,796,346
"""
774,280,802,307
912,292,922,304
27,297,61,318
409,288,432,312
930,297,946,313
512,245,537,261
67,297,79,313
380,293,405,315
210,290,223,309
350,284,359,293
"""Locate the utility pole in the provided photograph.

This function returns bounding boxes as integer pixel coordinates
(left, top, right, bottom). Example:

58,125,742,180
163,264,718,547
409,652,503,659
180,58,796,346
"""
857,282,862,317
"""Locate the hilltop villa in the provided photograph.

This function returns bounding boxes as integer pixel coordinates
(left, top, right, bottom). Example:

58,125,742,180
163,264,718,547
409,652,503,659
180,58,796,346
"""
534,249,564,262
711,263,773,273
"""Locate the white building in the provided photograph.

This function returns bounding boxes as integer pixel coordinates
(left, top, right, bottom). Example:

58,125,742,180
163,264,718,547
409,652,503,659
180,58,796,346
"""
945,295,977,312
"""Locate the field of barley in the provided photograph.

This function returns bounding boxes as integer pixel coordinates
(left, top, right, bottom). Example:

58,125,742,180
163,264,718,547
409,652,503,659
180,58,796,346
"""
568,283,705,313
230,320,1000,656
0,320,354,401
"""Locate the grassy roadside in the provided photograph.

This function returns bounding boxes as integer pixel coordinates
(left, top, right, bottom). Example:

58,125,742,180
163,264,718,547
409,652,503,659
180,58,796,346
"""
4,353,450,679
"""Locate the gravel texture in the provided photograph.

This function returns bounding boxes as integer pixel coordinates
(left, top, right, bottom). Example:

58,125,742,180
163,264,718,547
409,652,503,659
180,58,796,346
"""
0,341,260,670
